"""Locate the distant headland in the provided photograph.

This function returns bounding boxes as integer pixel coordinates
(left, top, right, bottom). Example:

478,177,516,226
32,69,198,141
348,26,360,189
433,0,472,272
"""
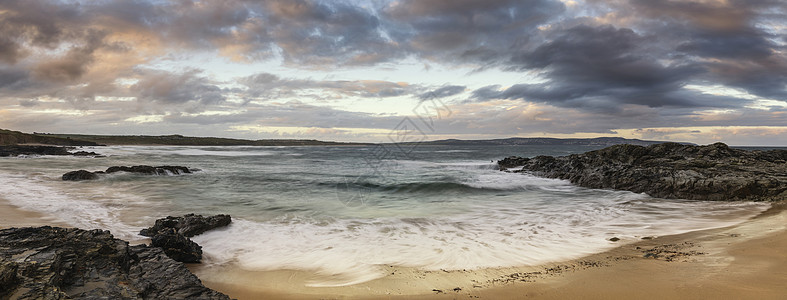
1,128,690,147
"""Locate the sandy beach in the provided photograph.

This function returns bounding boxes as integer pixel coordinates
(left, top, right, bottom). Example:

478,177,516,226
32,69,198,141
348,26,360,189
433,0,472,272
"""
3,198,786,299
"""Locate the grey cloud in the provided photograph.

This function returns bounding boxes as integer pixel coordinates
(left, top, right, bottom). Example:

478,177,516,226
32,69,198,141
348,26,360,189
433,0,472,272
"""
0,67,30,90
419,85,465,100
488,25,706,111
383,0,564,64
240,72,414,100
587,0,787,101
131,69,226,105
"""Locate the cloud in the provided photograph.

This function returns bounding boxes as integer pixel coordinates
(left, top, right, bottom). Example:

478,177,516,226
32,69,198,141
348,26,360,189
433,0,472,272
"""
383,0,565,65
240,72,415,101
131,69,226,105
419,85,465,100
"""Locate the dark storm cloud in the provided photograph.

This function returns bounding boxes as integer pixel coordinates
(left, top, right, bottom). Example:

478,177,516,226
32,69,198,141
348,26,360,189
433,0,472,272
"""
383,0,565,64
584,0,787,101
475,25,707,112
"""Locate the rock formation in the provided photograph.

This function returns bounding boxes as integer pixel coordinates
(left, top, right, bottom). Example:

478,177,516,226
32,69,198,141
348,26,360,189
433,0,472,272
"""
498,142,787,201
0,146,102,157
0,226,229,299
62,165,195,181
140,214,232,237
140,214,232,263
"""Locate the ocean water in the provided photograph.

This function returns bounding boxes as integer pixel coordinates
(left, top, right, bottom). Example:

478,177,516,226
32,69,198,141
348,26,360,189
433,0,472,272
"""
0,145,770,286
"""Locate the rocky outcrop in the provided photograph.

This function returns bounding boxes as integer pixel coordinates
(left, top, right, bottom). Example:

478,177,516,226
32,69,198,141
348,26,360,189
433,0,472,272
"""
150,228,203,263
498,142,787,201
0,145,102,157
62,165,196,181
139,214,232,263
140,214,232,238
105,165,192,175
0,226,229,299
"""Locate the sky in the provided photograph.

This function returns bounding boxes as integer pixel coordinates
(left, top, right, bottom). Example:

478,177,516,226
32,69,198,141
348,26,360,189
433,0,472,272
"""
0,0,786,146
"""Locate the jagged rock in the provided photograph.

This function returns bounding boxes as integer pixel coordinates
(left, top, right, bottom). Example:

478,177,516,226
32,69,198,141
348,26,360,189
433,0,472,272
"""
62,165,195,181
150,228,203,263
71,150,104,157
498,142,787,201
498,156,531,170
62,170,100,181
0,226,229,299
140,214,232,238
106,165,192,175
0,145,73,157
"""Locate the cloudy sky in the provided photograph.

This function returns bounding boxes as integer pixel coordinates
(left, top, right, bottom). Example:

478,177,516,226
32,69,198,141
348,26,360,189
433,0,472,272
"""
1,0,785,145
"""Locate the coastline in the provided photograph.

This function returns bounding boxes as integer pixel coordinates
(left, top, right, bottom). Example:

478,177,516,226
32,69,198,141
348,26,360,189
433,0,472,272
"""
3,195,786,299
190,202,787,299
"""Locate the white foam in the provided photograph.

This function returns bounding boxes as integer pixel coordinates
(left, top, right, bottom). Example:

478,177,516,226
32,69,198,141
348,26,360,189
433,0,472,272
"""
97,146,278,157
0,172,143,240
463,172,575,191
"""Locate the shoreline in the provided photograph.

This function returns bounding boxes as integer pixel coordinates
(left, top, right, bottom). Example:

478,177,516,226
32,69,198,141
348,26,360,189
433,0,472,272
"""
3,197,786,299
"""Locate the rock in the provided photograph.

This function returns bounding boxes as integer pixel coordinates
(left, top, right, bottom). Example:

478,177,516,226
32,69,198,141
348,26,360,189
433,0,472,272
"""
140,214,232,238
106,165,192,175
150,228,203,263
62,170,100,181
497,156,530,170
71,150,104,157
609,237,620,242
0,226,229,299
61,165,196,181
0,145,73,157
498,143,787,201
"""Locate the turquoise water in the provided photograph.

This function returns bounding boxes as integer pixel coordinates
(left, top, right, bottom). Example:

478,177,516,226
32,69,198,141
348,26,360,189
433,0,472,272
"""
0,145,770,286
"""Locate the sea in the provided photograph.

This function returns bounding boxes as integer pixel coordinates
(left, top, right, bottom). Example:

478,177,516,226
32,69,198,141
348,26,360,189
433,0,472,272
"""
0,144,772,286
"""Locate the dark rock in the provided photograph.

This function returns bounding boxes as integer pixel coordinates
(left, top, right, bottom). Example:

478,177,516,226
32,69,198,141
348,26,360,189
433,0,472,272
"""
61,165,196,181
105,165,192,175
150,228,203,263
140,214,232,238
62,170,100,181
497,156,530,170
0,145,73,157
609,237,620,242
498,143,787,201
0,226,229,299
71,150,104,157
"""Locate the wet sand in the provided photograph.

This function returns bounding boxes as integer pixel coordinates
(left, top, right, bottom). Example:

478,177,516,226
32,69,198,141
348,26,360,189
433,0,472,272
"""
191,202,787,300
0,200,68,229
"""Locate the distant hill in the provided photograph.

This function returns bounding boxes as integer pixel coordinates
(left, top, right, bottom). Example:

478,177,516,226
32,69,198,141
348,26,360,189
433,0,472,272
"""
0,129,100,146
2,128,688,147
420,137,694,146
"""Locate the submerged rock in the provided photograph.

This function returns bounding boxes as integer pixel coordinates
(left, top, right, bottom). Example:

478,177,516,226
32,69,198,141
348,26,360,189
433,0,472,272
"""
0,226,229,299
61,165,196,181
62,170,100,181
140,214,232,238
498,142,787,201
105,165,192,175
